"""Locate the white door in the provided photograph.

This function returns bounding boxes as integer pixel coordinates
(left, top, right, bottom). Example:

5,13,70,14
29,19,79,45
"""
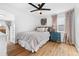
10,22,15,43
0,33,7,56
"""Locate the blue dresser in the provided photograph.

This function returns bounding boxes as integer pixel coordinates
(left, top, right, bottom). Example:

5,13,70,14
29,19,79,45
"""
50,32,61,42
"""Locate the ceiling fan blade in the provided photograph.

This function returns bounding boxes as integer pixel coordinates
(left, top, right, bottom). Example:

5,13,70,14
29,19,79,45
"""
30,8,51,12
30,9,38,12
28,3,38,9
41,8,51,10
39,3,45,9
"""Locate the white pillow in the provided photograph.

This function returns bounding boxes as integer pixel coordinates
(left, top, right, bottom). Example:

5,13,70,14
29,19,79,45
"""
44,28,48,32
37,28,45,32
36,27,48,32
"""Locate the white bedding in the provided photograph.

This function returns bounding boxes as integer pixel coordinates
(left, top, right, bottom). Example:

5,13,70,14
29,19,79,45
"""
16,31,50,52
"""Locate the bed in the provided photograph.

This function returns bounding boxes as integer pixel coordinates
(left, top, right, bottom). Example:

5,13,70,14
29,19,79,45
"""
16,27,50,52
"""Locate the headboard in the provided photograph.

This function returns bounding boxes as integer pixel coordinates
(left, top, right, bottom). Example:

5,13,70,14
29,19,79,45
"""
35,26,51,32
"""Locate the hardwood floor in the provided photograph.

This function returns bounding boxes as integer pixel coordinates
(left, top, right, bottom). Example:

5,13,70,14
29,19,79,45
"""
7,41,79,56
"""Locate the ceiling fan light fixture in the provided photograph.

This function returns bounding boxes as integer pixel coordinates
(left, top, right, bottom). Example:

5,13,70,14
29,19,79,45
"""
40,12,42,14
37,10,42,14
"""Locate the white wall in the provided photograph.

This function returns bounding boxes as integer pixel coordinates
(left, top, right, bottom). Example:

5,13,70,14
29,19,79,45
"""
74,4,79,50
47,16,52,26
0,10,14,21
0,3,40,34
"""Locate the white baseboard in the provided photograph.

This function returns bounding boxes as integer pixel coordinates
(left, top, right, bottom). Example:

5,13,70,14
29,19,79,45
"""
75,43,79,52
76,47,79,51
0,51,7,56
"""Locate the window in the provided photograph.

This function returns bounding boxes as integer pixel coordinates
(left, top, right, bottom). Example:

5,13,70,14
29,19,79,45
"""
57,13,65,32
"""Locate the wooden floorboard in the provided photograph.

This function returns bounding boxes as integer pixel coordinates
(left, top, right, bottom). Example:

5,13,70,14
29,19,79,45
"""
7,41,79,56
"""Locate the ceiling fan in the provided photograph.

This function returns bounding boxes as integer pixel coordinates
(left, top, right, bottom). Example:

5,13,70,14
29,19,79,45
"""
28,3,51,14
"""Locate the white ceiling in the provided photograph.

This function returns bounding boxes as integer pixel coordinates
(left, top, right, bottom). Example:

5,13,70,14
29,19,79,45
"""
0,3,76,15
